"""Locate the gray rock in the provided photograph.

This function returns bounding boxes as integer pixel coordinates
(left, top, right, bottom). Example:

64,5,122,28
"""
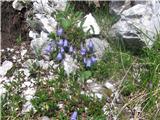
32,0,67,14
19,69,30,77
63,54,78,76
41,116,50,120
21,101,35,114
35,14,57,33
85,37,110,59
78,13,100,35
109,1,160,51
38,60,49,70
30,31,51,56
109,0,147,16
104,82,115,92
0,84,6,96
0,61,13,77
12,0,25,11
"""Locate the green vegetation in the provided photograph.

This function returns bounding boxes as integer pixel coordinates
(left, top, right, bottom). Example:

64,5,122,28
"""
1,2,160,120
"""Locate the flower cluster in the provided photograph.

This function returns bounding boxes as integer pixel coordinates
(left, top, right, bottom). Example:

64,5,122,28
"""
44,28,75,61
80,40,97,68
56,38,74,61
45,27,97,68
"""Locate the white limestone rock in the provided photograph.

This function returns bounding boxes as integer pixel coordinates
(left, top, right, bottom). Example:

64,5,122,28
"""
32,0,67,14
0,61,13,77
38,60,49,70
21,49,27,59
35,14,57,33
41,116,50,120
22,87,36,101
78,13,100,35
0,84,6,96
30,31,49,54
104,82,115,92
109,1,160,51
21,101,35,114
63,54,78,76
12,0,25,11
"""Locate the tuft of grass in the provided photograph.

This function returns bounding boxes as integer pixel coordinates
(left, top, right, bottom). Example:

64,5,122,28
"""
16,34,22,45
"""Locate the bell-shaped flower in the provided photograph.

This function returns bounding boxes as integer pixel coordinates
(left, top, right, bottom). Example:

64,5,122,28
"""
91,56,97,64
56,28,63,36
56,52,63,61
45,43,52,53
58,39,64,46
83,57,87,65
60,47,65,53
88,40,94,52
70,111,77,120
63,39,68,47
69,46,74,53
86,58,92,68
80,48,86,56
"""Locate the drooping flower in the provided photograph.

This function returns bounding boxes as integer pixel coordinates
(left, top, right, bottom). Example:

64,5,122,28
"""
58,39,64,46
91,56,97,64
56,52,63,61
70,111,77,120
83,57,87,65
45,43,52,53
60,47,65,53
56,28,63,36
80,48,86,56
69,46,74,53
88,40,94,52
63,39,68,47
86,58,92,68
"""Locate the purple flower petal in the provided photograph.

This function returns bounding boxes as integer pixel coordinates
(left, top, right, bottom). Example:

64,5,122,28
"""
80,48,86,56
58,39,64,46
56,28,63,36
83,57,87,65
88,40,94,49
60,47,65,53
69,46,74,53
86,58,92,67
45,44,52,53
91,56,97,64
56,52,63,61
63,39,68,47
88,40,94,52
70,111,77,120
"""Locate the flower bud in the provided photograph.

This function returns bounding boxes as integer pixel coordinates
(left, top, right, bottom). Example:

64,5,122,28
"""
56,28,63,36
56,52,63,61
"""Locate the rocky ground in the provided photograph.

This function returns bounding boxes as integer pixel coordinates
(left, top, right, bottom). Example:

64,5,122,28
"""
1,1,160,120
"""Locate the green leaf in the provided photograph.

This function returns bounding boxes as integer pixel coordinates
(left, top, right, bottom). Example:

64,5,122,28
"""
79,71,92,81
62,20,71,30
48,32,56,39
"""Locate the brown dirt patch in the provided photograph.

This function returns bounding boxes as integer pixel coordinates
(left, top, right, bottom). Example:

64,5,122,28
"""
1,1,30,49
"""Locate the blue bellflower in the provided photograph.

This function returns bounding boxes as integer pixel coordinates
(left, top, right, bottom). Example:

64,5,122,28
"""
88,40,94,52
80,48,86,56
60,47,65,53
63,39,68,47
56,52,63,61
69,46,74,53
58,39,64,46
56,28,63,36
91,56,97,64
70,111,77,120
45,43,52,53
86,58,92,68
83,57,87,65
